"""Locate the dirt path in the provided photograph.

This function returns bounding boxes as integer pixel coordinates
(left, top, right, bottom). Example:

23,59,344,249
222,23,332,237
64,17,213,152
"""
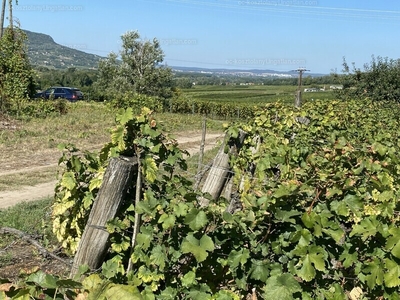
0,133,223,209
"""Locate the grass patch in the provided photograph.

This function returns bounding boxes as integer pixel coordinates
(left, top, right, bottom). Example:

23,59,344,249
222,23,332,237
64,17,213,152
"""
184,141,222,187
0,102,225,171
0,102,116,173
0,198,59,274
0,198,53,235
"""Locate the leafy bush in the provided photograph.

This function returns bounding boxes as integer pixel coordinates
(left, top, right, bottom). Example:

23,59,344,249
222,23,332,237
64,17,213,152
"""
335,55,400,102
8,99,68,119
0,27,36,113
107,91,163,112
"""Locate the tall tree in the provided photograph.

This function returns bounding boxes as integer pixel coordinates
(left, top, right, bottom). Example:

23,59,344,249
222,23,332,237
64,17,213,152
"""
0,27,36,112
96,30,174,100
334,56,400,102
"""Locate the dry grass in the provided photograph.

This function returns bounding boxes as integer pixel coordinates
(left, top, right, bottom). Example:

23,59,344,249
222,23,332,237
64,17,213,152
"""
0,102,115,173
0,102,225,188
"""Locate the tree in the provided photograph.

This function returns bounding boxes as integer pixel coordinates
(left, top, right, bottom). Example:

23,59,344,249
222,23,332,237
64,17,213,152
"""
334,56,400,102
95,31,174,101
174,77,194,89
0,26,36,112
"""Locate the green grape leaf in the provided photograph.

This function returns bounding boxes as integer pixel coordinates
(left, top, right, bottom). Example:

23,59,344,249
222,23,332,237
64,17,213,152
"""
297,255,316,282
174,202,189,217
116,107,134,125
27,271,58,289
143,155,158,183
104,284,142,300
158,213,176,230
181,271,196,287
228,248,250,270
263,273,302,300
61,171,76,190
384,259,400,288
250,260,270,282
385,228,400,259
89,177,103,192
350,216,379,241
362,258,384,290
111,126,126,151
181,234,214,263
275,209,301,224
339,249,358,268
184,208,208,231
150,245,167,271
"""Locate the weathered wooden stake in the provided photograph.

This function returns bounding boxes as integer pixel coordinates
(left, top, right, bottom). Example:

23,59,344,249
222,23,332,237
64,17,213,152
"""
199,139,230,206
70,156,137,278
199,130,246,206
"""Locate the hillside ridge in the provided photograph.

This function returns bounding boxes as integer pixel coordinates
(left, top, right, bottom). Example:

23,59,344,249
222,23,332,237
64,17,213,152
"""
23,29,102,69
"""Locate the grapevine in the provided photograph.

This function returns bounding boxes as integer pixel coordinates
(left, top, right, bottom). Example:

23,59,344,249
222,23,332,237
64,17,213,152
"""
6,99,400,299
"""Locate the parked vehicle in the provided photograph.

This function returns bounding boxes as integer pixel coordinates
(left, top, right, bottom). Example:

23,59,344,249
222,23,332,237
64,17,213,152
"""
35,87,84,102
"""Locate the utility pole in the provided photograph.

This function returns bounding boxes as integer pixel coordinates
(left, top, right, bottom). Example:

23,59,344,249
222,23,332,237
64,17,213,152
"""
8,0,12,31
0,0,5,38
292,68,310,108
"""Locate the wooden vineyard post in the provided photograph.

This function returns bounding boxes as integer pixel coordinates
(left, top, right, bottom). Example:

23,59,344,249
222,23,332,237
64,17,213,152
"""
198,141,230,207
70,156,138,278
199,130,246,207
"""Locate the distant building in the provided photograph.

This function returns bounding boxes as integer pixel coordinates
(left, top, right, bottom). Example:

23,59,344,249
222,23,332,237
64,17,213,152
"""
304,88,319,92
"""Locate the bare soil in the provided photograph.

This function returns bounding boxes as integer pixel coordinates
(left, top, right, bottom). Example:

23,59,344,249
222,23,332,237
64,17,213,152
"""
0,131,223,282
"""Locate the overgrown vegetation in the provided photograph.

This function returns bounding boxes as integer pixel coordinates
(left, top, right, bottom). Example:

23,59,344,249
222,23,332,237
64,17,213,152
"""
5,100,399,299
0,27,36,113
335,55,400,102
0,198,53,236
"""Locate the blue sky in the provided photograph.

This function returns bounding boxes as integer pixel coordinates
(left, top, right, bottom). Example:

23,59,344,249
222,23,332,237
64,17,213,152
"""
11,0,400,74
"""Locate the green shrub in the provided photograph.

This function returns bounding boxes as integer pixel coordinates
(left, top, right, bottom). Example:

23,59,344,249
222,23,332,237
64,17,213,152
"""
9,99,69,119
107,91,163,112
335,55,400,102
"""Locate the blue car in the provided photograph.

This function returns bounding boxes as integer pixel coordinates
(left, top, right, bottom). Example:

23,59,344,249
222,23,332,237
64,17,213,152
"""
35,87,84,102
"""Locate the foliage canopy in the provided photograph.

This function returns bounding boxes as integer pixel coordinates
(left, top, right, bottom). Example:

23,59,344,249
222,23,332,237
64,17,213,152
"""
335,55,400,102
95,31,174,102
0,26,36,112
34,99,400,299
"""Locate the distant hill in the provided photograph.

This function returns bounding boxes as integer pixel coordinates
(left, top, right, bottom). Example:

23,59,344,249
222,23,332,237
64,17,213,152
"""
23,29,103,69
21,29,326,77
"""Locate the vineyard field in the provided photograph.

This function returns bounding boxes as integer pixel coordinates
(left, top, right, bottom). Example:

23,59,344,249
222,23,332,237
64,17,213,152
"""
182,84,336,104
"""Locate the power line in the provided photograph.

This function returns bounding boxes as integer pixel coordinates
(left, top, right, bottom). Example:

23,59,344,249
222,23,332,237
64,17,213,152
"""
144,0,400,22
